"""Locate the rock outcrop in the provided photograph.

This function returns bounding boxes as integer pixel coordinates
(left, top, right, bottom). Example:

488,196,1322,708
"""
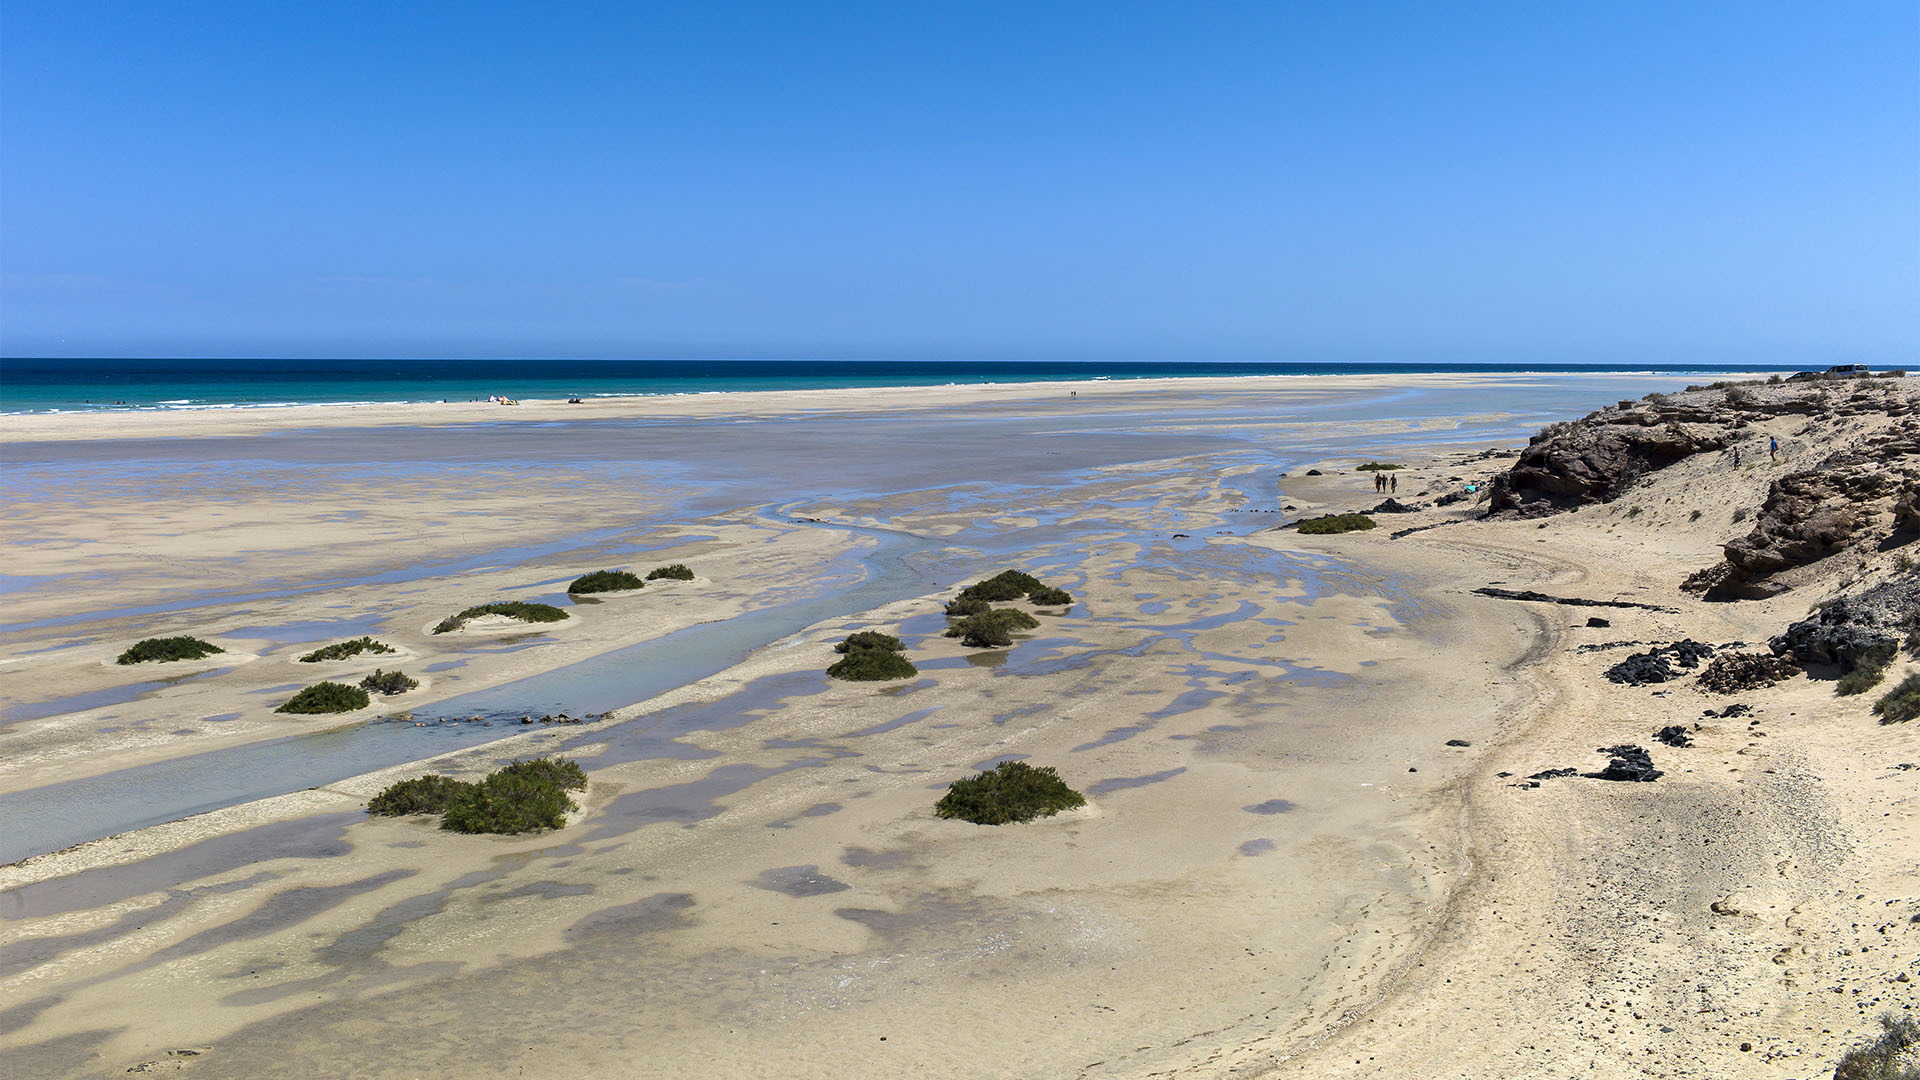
1488,413,1725,517
1770,577,1920,671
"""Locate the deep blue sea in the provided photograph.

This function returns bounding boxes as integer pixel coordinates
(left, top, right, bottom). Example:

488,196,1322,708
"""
0,356,1788,414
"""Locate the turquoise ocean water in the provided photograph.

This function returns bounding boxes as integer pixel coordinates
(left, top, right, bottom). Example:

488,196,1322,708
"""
0,357,1786,414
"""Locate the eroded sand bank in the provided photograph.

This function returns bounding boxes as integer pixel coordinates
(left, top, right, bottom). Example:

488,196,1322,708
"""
2,373,1911,1079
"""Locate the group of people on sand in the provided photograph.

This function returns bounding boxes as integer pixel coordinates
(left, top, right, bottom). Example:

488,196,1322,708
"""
1373,471,1397,494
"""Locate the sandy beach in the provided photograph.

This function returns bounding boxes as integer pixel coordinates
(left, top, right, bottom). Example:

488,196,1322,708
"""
2,372,1914,1079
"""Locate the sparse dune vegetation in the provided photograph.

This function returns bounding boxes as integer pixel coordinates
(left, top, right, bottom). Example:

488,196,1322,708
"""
275,681,370,714
828,628,916,680
298,636,395,662
432,600,570,634
568,569,644,594
646,563,696,581
1297,513,1377,534
935,761,1086,824
368,758,588,834
116,636,223,664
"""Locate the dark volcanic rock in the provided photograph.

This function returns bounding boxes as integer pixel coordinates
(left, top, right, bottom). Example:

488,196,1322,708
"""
1697,650,1801,693
1605,640,1717,685
1488,415,1727,517
1368,498,1420,514
1527,767,1578,781
1654,725,1694,748
1586,616,1611,628
1722,466,1894,575
1474,587,1673,612
1589,744,1662,782
1770,577,1919,671
1703,703,1754,719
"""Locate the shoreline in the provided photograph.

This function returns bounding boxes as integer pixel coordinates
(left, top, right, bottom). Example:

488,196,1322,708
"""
2,373,1911,1078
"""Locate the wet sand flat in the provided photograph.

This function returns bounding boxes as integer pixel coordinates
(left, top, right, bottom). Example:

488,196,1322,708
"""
13,372,1908,1080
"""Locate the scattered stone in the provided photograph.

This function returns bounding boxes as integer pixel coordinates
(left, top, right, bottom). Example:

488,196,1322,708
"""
1605,640,1717,685
1445,739,1471,747
1305,469,1323,476
1528,767,1578,781
1589,744,1662,782
1654,725,1694,748
1368,498,1420,514
1586,616,1611,628
1702,703,1754,719
1698,650,1801,694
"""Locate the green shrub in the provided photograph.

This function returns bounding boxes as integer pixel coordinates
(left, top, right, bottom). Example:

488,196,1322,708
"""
1355,461,1403,471
359,668,419,696
367,775,471,816
432,601,570,634
1873,673,1920,725
568,569,643,594
116,636,224,664
646,563,695,581
1028,586,1073,606
1837,642,1896,697
827,648,919,681
298,637,395,662
276,681,371,714
441,758,586,834
494,756,588,792
836,630,904,654
945,594,991,617
1297,514,1377,535
1833,1013,1920,1080
935,761,1086,825
946,608,1040,648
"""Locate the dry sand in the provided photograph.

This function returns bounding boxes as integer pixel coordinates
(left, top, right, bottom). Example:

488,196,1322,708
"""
1,373,1912,1079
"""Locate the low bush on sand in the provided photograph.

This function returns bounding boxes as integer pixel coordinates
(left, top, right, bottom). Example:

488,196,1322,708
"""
935,761,1086,825
828,648,919,681
298,637,395,662
116,637,224,664
1832,1013,1920,1079
442,758,588,834
359,669,419,695
835,630,903,654
646,563,695,581
946,608,1040,648
367,775,469,816
369,757,588,834
568,569,643,594
1355,461,1404,471
276,681,370,714
950,569,1072,608
433,601,570,634
1837,642,1897,697
1297,514,1377,535
1874,673,1920,725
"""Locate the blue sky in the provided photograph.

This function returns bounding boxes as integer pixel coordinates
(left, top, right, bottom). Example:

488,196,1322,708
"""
2,1,1915,363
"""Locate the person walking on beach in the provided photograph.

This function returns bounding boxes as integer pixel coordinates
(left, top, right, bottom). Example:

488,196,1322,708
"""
1770,435,1779,461
1733,447,1740,467
1390,473,1397,493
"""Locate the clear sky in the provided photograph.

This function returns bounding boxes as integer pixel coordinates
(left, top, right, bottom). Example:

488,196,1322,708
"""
2,1,1915,364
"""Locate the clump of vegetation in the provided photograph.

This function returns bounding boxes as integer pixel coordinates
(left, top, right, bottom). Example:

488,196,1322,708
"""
367,774,469,816
1837,642,1897,697
828,628,915,680
946,608,1040,648
432,601,570,634
276,681,371,714
836,630,904,654
1832,1013,1920,1080
1297,513,1377,535
935,761,1086,825
568,569,643,594
298,637,395,663
1355,461,1403,471
359,668,419,696
1873,673,1920,725
950,569,1072,608
646,563,695,581
945,594,991,618
368,757,589,834
828,648,919,681
441,757,588,834
116,636,224,665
